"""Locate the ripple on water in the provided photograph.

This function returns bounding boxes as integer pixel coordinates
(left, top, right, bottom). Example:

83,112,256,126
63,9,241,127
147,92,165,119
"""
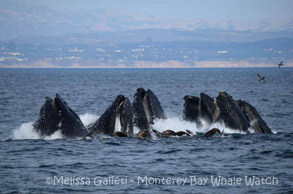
157,149,182,155
275,150,293,158
259,150,273,155
105,142,121,146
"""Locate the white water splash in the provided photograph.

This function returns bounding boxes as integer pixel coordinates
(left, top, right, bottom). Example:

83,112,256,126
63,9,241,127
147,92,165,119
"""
13,122,40,139
79,113,99,126
12,122,64,140
151,117,248,135
133,126,141,135
152,117,200,134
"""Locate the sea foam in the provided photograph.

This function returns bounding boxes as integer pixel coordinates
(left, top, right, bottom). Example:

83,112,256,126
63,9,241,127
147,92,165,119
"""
12,122,64,140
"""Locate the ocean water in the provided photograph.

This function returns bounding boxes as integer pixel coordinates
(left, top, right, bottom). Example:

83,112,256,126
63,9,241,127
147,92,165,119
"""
0,68,293,193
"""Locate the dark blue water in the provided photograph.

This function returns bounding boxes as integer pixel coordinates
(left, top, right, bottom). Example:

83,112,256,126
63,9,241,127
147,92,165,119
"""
1,68,293,193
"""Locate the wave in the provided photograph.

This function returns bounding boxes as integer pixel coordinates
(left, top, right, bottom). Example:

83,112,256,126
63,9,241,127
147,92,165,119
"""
79,113,99,126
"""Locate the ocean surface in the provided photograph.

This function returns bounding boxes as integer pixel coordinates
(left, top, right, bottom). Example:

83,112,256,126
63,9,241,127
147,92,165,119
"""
0,68,293,193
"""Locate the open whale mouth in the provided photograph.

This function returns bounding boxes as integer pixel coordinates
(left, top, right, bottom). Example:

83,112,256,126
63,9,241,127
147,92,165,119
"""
115,97,126,132
199,93,216,123
135,88,152,122
115,115,122,132
115,95,134,133
115,95,127,113
142,95,153,124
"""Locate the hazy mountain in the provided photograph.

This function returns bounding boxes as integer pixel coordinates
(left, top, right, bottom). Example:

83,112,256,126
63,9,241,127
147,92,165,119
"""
1,0,293,41
6,29,293,46
1,0,292,67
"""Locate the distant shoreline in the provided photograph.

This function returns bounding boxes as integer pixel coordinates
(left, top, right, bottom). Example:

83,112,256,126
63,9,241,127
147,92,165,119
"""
1,67,292,69
0,60,292,68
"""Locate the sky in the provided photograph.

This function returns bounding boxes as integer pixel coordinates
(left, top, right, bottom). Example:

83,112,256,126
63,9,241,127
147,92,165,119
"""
0,0,293,40
28,0,293,21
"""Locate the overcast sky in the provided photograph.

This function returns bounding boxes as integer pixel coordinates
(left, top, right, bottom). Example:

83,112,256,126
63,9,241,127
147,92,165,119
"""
28,0,293,21
1,0,293,40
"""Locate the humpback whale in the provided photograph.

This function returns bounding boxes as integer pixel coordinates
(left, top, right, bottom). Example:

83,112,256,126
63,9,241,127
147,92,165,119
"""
237,100,272,134
214,91,248,132
199,93,216,124
133,88,166,130
87,95,133,136
182,91,271,134
183,95,200,124
33,94,88,138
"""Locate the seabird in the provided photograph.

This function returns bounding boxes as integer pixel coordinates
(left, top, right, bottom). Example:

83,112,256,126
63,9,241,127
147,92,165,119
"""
257,74,265,82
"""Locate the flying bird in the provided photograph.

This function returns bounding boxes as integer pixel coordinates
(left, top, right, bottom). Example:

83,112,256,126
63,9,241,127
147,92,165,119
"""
257,74,265,82
278,61,284,68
